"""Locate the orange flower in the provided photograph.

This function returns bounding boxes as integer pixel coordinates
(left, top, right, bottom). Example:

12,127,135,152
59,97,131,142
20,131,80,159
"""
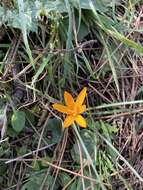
53,87,87,128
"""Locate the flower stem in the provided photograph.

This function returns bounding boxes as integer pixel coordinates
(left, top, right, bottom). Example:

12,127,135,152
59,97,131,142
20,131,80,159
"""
72,124,107,190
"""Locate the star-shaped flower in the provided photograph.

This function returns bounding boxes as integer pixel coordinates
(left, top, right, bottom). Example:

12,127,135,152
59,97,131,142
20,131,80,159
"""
53,87,87,128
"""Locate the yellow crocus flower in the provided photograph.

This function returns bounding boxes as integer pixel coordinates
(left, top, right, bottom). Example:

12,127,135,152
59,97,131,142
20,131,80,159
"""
53,87,87,128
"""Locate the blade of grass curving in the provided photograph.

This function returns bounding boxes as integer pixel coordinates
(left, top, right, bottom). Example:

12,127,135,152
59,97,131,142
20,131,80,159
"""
17,0,34,67
106,29,143,54
95,100,143,109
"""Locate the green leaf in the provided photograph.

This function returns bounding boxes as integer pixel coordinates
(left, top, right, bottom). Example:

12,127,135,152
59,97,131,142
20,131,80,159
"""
17,145,27,156
0,1,67,32
31,161,40,171
45,118,62,144
25,110,36,127
71,129,95,163
32,56,51,86
21,173,60,190
69,181,77,190
59,172,72,186
76,19,89,41
7,127,18,137
71,0,120,12
43,0,67,13
11,111,26,132
96,121,118,143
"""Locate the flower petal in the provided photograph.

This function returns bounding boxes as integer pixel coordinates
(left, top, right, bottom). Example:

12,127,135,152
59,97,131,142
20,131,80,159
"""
76,87,87,106
64,91,75,109
63,115,75,128
79,105,86,114
53,103,72,114
75,115,86,128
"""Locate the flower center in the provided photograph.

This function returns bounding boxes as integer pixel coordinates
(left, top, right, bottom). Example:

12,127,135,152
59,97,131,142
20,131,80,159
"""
71,105,80,116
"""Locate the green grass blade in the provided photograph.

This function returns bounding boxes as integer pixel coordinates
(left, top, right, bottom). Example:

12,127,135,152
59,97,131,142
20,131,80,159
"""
96,100,143,109
31,56,52,86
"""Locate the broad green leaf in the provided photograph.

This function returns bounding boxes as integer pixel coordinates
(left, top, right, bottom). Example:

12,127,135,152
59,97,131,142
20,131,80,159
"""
11,111,26,132
7,127,19,137
71,129,95,162
45,118,62,144
77,19,89,41
0,1,67,32
69,181,78,190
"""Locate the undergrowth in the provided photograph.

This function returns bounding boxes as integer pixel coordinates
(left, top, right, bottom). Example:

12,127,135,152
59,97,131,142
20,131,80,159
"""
0,0,143,189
